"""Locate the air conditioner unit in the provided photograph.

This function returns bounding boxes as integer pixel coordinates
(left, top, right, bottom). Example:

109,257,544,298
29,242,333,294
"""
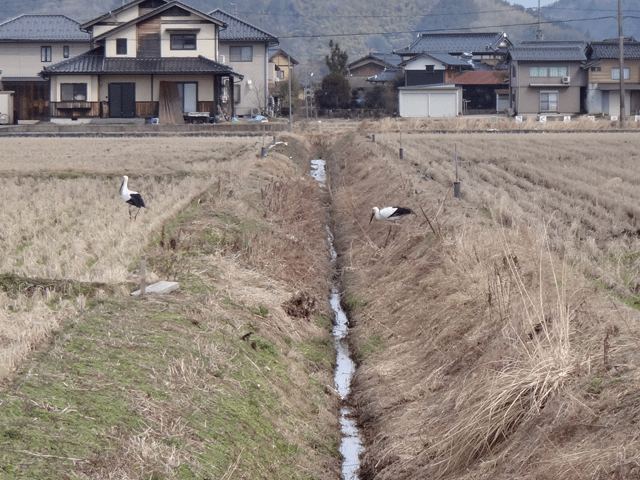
562,76,570,84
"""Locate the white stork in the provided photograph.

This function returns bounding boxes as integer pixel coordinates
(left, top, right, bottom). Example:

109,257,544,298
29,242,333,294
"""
370,206,413,223
120,175,146,220
370,206,413,247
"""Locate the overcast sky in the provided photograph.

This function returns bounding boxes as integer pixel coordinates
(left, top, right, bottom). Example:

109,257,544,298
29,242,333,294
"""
510,0,557,7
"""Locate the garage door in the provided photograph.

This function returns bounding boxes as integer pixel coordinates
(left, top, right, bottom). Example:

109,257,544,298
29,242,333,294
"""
399,90,458,118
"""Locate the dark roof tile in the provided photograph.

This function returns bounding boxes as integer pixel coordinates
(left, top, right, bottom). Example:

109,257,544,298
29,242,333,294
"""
590,42,640,59
396,32,510,55
209,9,278,43
42,47,240,76
508,46,587,62
0,15,89,42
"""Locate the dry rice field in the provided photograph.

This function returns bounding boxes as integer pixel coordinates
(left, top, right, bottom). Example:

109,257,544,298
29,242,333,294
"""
0,135,274,380
2,120,640,479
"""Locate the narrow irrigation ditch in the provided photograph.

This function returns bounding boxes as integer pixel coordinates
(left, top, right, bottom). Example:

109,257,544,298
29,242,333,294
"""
311,158,364,480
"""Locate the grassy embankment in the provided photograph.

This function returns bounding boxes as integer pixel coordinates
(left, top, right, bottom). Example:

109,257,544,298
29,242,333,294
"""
326,121,640,479
0,134,343,479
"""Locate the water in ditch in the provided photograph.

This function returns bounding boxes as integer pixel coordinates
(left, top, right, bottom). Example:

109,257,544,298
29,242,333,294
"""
310,158,363,480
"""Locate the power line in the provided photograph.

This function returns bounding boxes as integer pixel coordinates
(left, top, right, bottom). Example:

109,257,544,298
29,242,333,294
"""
222,7,640,19
274,15,617,40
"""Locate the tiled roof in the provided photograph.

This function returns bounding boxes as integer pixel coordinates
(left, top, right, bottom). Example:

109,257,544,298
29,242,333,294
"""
396,32,510,55
268,47,299,65
399,52,472,68
41,47,241,77
367,69,402,83
348,53,402,69
507,46,587,62
450,70,508,85
209,9,278,44
521,40,589,49
590,42,640,59
0,15,90,42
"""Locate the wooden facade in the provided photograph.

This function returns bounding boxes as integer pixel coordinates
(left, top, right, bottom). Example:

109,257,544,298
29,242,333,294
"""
0,80,49,121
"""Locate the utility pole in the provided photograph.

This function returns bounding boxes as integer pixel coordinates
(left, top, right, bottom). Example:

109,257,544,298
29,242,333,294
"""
619,0,626,128
535,0,543,40
288,54,292,131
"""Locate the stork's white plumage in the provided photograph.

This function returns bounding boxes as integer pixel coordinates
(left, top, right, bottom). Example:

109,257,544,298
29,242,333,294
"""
370,206,413,223
120,175,146,220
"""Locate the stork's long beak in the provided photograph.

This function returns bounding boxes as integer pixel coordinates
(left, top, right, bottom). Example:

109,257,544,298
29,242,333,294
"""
369,212,375,224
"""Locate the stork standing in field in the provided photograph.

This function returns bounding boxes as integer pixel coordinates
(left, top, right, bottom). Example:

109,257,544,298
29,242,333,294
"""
370,206,414,247
120,175,146,220
370,206,413,223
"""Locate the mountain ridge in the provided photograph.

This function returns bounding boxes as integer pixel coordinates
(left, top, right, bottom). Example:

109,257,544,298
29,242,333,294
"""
0,0,633,71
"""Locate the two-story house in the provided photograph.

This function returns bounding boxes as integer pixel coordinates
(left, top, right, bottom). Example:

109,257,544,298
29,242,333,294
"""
583,39,640,116
269,47,298,87
0,15,90,121
395,32,512,66
208,9,279,117
506,42,589,116
40,0,243,123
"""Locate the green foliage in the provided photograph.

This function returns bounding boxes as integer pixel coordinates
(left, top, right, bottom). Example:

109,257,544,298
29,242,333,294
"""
316,72,351,109
365,86,387,109
250,305,270,316
355,334,386,361
325,39,349,76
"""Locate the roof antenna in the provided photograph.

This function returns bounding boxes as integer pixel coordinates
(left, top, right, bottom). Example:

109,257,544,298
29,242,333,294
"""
535,0,543,40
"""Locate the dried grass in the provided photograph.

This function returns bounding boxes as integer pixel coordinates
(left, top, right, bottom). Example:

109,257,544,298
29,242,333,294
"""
327,126,640,479
0,135,265,382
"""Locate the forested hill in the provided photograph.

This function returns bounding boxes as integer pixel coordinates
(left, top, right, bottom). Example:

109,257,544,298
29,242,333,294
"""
0,0,625,71
542,0,640,41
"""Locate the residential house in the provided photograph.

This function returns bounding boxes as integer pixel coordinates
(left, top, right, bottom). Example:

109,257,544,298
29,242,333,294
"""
347,52,402,98
449,69,509,114
506,42,589,116
583,39,640,116
0,15,90,121
400,52,473,86
209,9,279,117
41,0,243,122
269,47,298,86
395,32,512,66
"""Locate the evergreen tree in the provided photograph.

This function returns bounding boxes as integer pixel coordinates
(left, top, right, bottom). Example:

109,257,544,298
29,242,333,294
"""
325,40,349,77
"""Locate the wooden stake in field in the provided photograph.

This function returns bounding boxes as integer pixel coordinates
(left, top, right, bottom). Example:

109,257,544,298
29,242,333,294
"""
454,143,461,198
140,254,146,297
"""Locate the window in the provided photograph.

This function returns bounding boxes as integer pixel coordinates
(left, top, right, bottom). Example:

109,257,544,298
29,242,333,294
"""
591,66,602,72
234,84,241,104
170,34,196,50
60,83,87,102
230,46,253,62
425,65,434,74
41,46,52,62
549,67,567,77
512,66,516,78
612,67,630,80
63,46,70,58
116,38,127,55
540,91,558,111
530,67,547,77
